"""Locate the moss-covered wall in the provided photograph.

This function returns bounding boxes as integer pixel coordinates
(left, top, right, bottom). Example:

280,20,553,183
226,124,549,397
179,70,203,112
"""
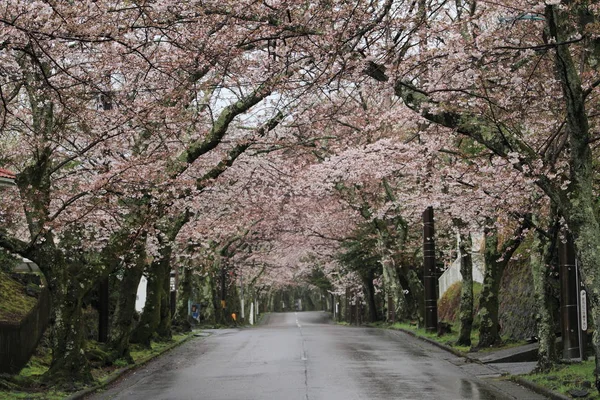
438,281,481,323
498,257,537,340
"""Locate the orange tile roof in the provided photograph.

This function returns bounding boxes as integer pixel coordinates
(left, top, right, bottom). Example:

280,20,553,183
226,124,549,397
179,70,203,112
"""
0,168,16,179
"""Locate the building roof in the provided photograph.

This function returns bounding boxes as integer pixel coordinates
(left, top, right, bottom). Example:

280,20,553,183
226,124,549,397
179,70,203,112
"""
0,168,16,179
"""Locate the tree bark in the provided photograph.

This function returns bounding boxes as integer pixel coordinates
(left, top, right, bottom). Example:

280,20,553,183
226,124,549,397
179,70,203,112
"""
44,276,92,387
156,258,173,340
457,232,474,347
130,255,166,347
379,237,407,322
530,214,558,372
477,221,525,348
108,241,147,362
173,264,193,332
362,270,379,323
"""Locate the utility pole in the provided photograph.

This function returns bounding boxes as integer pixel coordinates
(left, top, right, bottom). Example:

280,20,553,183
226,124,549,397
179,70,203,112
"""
423,207,438,333
240,270,245,322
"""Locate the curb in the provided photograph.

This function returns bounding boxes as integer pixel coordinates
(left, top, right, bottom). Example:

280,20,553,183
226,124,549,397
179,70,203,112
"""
66,332,198,400
508,375,573,400
390,327,572,400
389,327,473,360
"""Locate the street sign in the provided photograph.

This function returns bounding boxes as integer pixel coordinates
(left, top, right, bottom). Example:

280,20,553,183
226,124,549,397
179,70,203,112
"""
581,290,587,331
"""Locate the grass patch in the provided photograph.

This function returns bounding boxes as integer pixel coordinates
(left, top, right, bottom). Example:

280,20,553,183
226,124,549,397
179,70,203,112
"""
524,360,599,399
389,322,473,353
378,322,526,355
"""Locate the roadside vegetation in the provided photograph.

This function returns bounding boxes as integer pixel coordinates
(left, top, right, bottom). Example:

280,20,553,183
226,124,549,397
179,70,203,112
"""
0,333,192,399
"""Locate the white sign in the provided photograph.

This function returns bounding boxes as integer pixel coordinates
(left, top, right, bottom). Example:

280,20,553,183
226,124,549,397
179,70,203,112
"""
581,290,588,331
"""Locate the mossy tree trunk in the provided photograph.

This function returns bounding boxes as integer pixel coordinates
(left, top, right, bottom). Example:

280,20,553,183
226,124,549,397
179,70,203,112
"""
44,265,93,386
530,213,558,372
156,258,173,340
130,253,166,347
108,240,147,362
457,232,473,347
174,264,193,332
362,269,379,323
477,220,525,348
377,179,409,322
131,212,189,345
379,238,407,322
403,267,425,325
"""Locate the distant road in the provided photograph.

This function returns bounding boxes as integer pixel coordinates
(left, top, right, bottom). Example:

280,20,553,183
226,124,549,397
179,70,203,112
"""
88,312,540,400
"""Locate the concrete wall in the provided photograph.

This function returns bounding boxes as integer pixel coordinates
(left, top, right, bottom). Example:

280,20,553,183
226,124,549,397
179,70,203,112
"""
438,232,485,298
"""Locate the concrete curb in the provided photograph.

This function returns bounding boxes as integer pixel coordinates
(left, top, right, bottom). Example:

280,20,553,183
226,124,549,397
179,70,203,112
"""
66,332,199,400
508,375,573,400
390,327,573,400
389,327,473,360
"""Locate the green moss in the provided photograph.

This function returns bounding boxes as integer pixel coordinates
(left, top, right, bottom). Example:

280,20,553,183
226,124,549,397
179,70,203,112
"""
438,281,482,323
0,390,68,399
499,256,539,340
130,333,189,363
0,271,37,323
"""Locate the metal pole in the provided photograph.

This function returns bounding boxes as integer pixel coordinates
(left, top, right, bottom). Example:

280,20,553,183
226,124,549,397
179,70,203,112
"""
423,207,438,333
241,271,245,322
559,235,580,359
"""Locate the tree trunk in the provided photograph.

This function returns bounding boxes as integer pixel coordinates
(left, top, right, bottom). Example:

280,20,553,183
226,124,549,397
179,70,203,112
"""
477,237,506,348
380,244,407,322
403,267,425,325
130,257,164,347
362,271,379,323
174,265,193,332
477,221,525,349
457,232,473,347
43,264,92,387
157,261,172,340
530,215,558,372
108,248,146,362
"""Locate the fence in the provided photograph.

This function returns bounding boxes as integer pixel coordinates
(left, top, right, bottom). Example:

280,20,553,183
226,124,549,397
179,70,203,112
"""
0,287,50,374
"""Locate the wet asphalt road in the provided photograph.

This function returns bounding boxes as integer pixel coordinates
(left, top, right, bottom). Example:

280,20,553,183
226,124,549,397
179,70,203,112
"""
88,312,530,400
